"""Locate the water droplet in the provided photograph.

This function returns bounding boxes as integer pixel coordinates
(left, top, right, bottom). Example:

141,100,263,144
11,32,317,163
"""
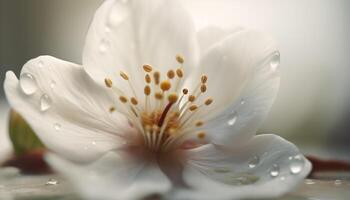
227,113,237,126
280,176,286,181
53,123,61,131
334,180,342,185
45,178,59,186
248,156,260,168
289,155,304,174
20,73,38,95
107,3,129,27
305,179,315,185
240,100,245,105
92,141,97,145
40,94,52,111
269,164,280,177
270,52,280,72
50,80,56,89
99,38,110,53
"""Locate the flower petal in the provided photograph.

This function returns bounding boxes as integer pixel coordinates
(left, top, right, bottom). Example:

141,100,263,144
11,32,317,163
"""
177,134,311,200
83,0,198,94
4,56,133,162
46,150,172,200
186,30,280,145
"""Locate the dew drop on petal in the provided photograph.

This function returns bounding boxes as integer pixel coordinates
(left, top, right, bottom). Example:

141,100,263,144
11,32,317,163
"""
334,180,342,185
99,38,110,53
107,3,129,27
50,80,56,89
270,52,280,72
227,113,237,126
92,141,97,145
20,73,38,95
45,178,59,186
53,123,61,131
305,179,315,185
248,156,260,169
240,100,245,105
40,94,52,111
269,164,280,177
280,176,286,181
289,154,305,174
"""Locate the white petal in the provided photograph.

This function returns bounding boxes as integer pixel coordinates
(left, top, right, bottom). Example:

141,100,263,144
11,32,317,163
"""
46,150,172,200
83,0,198,94
177,134,311,200
4,56,133,162
186,30,280,145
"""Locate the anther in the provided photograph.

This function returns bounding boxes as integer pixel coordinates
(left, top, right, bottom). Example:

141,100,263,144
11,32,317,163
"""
145,74,151,83
197,132,206,139
176,54,185,64
143,64,153,73
120,71,129,80
155,92,163,100
201,75,208,84
182,88,189,95
160,80,171,91
144,85,151,96
152,72,160,85
205,98,213,106
195,121,204,127
167,70,175,79
131,97,138,105
188,95,196,102
200,84,207,93
176,68,184,78
168,93,179,103
189,105,198,111
104,78,113,88
109,106,116,113
119,96,128,103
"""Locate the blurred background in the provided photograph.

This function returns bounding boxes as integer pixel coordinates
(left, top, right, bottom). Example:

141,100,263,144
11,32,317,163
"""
0,0,349,160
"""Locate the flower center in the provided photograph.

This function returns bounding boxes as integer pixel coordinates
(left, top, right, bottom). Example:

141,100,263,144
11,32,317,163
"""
104,55,213,152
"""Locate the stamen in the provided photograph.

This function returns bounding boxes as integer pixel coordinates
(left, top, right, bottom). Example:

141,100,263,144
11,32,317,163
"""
205,98,213,106
109,106,116,113
189,105,198,111
167,70,175,79
188,95,196,102
168,93,179,103
155,92,164,100
119,96,128,103
153,71,160,85
143,64,153,73
195,121,204,127
145,74,151,84
120,71,129,80
160,80,171,91
104,78,113,88
197,132,206,139
201,75,208,84
131,97,138,105
176,54,185,64
144,86,151,96
182,88,189,95
176,69,184,78
200,84,207,93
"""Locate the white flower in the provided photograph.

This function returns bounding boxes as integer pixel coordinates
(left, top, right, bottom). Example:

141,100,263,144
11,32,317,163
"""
4,0,311,199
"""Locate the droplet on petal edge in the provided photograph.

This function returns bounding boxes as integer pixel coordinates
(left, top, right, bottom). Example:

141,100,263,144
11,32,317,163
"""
289,154,305,175
40,94,52,112
227,112,237,126
53,123,61,131
20,73,38,95
270,51,280,72
45,178,59,186
248,156,260,169
269,164,280,177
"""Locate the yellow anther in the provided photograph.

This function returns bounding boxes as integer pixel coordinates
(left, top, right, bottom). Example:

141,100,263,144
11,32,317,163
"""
131,97,138,105
160,80,171,91
167,70,175,79
188,95,196,102
195,121,204,127
120,71,129,80
176,68,184,78
205,98,213,106
109,106,116,113
176,54,185,64
168,93,179,103
182,88,189,95
104,78,113,88
153,71,160,85
145,74,151,84
144,85,151,96
197,132,206,139
200,84,207,93
143,64,153,73
155,92,164,100
201,75,208,84
119,96,128,103
189,105,198,111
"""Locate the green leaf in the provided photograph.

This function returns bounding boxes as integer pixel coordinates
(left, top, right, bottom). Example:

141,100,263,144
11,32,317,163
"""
9,109,45,155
